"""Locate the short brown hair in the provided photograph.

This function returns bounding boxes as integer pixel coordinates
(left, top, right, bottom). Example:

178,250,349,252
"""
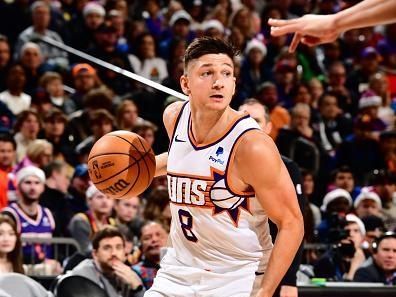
92,226,125,250
183,37,238,73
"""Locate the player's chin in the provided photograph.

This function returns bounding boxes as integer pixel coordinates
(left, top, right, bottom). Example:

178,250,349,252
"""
207,98,230,109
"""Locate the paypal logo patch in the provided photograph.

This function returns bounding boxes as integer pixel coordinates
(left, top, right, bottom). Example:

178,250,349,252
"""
209,146,225,165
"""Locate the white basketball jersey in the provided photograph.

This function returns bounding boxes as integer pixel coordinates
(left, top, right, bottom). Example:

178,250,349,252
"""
166,102,273,272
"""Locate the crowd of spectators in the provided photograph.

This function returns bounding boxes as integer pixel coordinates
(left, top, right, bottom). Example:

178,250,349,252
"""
0,0,395,294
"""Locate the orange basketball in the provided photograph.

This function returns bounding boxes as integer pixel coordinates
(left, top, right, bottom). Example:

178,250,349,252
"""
87,131,156,199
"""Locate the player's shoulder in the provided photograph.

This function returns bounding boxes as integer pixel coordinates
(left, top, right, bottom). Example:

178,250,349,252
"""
238,129,277,153
163,101,186,132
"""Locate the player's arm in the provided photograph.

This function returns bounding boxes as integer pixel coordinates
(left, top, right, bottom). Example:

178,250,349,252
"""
235,130,304,297
154,101,185,177
269,0,396,51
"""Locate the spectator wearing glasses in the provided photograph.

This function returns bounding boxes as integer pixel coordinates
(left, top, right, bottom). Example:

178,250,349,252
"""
354,232,396,285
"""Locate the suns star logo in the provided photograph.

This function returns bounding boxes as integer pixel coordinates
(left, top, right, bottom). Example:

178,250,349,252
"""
167,168,253,226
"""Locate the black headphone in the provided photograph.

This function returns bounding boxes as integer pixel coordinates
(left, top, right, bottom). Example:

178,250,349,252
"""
372,231,396,253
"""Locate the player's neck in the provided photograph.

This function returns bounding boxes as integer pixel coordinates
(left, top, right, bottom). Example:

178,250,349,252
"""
190,106,236,144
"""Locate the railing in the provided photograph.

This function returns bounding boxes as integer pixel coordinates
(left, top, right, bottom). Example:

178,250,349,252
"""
21,237,81,276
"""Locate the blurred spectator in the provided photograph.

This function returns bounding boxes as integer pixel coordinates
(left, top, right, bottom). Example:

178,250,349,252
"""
240,39,271,98
128,32,168,89
13,110,41,162
326,61,353,115
314,92,353,160
70,63,102,110
14,1,68,69
377,24,396,98
357,90,387,140
132,221,168,289
70,226,145,296
296,43,323,83
18,42,47,96
107,9,129,53
273,58,299,109
88,22,135,95
346,47,381,103
369,170,396,231
113,196,142,241
329,166,360,200
0,214,23,274
40,160,73,237
368,73,394,130
201,19,225,39
0,0,31,47
229,6,255,42
277,103,320,174
116,100,145,131
69,1,105,51
379,131,396,173
68,184,115,254
0,64,31,116
354,232,396,284
301,169,321,229
321,41,342,73
67,86,113,145
0,35,11,92
2,166,58,269
254,81,290,140
317,188,352,242
132,121,157,149
142,0,164,40
336,114,383,185
75,109,116,164
68,164,90,214
0,101,15,133
14,139,53,172
39,72,76,114
0,134,16,209
159,10,194,60
38,108,77,165
308,78,324,109
354,188,382,219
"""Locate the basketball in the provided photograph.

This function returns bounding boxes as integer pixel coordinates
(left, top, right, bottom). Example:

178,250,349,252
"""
87,131,156,199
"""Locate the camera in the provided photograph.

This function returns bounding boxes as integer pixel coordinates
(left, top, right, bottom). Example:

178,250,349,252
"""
327,213,356,258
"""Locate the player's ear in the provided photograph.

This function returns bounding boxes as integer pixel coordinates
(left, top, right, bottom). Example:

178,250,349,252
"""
180,74,190,95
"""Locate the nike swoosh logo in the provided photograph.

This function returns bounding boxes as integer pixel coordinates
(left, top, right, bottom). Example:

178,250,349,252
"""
175,135,186,142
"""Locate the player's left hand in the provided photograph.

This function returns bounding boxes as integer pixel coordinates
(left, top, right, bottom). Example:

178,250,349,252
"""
112,260,142,289
280,285,298,297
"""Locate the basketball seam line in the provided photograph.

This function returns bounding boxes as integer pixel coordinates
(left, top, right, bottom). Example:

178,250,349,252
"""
136,136,151,189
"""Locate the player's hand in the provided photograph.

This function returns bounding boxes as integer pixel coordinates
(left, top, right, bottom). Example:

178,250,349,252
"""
112,260,142,289
268,15,340,52
280,285,298,297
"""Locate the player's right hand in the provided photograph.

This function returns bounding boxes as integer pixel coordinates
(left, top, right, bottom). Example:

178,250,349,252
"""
268,15,340,52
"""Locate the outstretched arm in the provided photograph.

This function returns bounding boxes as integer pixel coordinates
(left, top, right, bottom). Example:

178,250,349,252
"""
269,0,396,52
235,130,304,297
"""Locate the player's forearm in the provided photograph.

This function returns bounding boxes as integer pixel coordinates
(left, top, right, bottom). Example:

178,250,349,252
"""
334,0,396,32
259,221,304,296
155,152,168,177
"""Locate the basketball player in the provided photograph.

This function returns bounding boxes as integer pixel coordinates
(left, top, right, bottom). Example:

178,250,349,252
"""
269,0,396,52
150,37,304,297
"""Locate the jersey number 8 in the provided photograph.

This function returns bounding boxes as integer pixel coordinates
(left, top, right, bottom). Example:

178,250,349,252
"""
178,209,198,242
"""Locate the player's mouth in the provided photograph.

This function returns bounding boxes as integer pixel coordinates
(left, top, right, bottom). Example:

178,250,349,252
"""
209,94,224,101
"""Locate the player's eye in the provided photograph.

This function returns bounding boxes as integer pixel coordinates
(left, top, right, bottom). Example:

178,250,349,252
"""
201,71,211,77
